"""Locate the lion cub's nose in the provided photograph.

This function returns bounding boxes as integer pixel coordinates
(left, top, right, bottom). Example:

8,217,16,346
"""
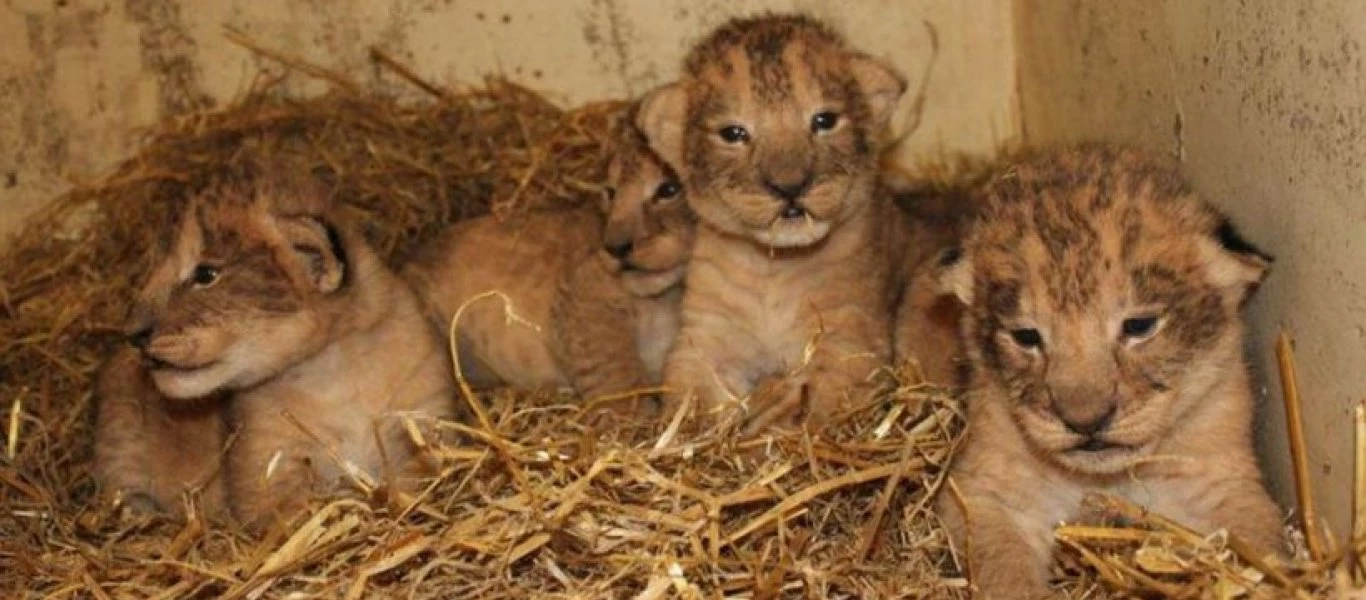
1057,404,1117,436
127,326,153,350
605,242,634,259
763,174,812,203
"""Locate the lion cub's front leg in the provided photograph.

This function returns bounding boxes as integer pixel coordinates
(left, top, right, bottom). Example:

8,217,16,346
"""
938,491,1055,599
798,302,890,424
225,399,328,529
552,256,653,413
1151,472,1286,558
94,347,227,516
661,322,758,425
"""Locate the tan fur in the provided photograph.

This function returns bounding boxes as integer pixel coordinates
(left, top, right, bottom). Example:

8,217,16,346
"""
891,185,975,386
93,345,227,516
935,146,1283,598
404,207,602,389
95,171,454,529
637,15,908,428
405,129,694,407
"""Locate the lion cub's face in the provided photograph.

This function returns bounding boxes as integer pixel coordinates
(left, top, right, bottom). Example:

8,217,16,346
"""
126,177,348,399
943,147,1271,475
599,130,695,296
637,15,905,249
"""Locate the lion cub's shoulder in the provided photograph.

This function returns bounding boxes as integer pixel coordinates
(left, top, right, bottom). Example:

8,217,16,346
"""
402,205,602,389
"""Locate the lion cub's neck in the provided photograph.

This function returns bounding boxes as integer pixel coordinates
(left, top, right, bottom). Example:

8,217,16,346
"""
248,233,439,403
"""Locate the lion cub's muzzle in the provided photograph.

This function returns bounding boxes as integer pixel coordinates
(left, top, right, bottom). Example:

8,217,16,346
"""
124,314,225,372
762,172,814,219
1052,399,1124,452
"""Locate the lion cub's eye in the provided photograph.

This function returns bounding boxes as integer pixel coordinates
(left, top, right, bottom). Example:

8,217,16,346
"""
603,186,617,202
1121,316,1159,340
191,264,221,288
654,181,682,201
1008,328,1043,349
718,125,750,144
810,111,840,133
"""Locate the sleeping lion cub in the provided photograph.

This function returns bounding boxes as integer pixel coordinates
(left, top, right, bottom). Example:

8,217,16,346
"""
403,120,694,406
95,170,454,528
936,146,1283,598
636,14,907,429
890,181,975,386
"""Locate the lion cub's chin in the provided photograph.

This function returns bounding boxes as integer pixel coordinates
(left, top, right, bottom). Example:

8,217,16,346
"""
752,217,832,249
619,265,686,297
149,351,267,400
1050,443,1151,475
149,364,231,399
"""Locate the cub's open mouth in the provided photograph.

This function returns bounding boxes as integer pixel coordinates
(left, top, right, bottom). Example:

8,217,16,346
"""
1075,439,1112,452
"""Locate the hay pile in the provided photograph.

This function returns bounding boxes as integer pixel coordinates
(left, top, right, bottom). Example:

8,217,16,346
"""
0,45,1360,599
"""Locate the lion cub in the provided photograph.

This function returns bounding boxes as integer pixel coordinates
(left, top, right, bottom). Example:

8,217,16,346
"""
403,124,694,404
95,171,454,528
636,14,907,429
95,345,228,516
891,182,975,386
935,146,1283,598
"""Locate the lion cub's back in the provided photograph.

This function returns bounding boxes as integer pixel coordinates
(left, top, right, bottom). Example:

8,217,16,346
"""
94,345,227,515
404,207,603,388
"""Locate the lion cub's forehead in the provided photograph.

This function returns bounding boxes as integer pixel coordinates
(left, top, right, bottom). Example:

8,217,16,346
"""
184,181,322,257
685,15,859,113
610,134,666,187
185,197,268,251
971,147,1218,314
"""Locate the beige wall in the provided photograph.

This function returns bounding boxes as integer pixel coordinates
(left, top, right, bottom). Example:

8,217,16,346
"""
0,0,1018,241
1017,0,1366,540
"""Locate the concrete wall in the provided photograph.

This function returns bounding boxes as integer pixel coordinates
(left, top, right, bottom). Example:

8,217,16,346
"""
0,0,1018,241
1017,0,1366,540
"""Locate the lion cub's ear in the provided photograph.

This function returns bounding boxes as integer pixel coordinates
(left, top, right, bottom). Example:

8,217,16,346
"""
1200,216,1272,304
636,82,689,173
849,54,907,131
935,246,973,306
278,216,347,294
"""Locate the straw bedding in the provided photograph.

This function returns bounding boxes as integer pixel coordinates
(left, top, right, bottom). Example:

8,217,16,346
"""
0,48,1358,599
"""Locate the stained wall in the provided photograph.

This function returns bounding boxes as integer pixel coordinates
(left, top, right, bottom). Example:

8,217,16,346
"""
0,0,1019,240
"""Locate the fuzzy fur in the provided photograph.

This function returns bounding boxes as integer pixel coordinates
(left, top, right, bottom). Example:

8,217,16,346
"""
638,14,909,429
94,172,454,529
935,145,1283,598
404,127,695,410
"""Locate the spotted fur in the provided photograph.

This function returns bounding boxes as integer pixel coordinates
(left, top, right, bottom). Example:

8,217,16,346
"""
935,145,1283,597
